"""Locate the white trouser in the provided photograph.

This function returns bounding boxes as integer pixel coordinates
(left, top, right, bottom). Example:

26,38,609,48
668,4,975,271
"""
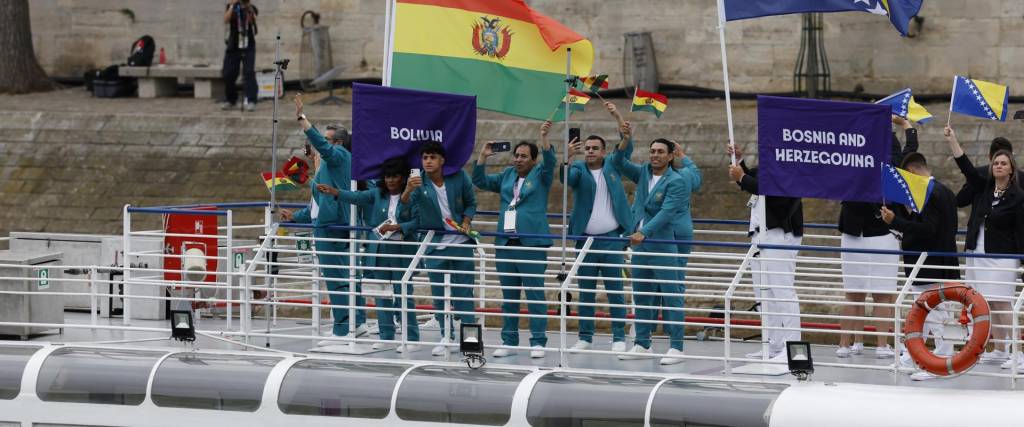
751,228,802,354
911,287,954,356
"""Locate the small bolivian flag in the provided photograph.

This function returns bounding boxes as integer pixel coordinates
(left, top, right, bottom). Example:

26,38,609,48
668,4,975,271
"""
261,172,300,192
632,89,668,118
561,88,591,111
576,74,609,95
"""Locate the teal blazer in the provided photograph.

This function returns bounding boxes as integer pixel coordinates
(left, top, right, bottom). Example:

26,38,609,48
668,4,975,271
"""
560,156,632,237
610,146,688,256
672,157,701,241
473,147,556,247
337,188,417,267
293,127,352,227
408,170,478,254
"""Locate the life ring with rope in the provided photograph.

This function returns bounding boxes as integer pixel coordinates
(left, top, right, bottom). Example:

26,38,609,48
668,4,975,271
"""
904,282,990,376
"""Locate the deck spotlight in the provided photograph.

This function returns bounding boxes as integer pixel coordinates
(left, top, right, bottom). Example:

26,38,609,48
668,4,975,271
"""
170,309,196,342
460,323,485,369
786,341,813,381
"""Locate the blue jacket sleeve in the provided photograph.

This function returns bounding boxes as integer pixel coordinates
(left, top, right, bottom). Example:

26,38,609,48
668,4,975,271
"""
292,206,312,224
540,146,556,188
676,157,703,192
337,189,376,208
472,163,503,193
399,201,418,235
611,137,642,183
560,161,582,188
306,127,351,168
461,171,478,218
641,179,685,237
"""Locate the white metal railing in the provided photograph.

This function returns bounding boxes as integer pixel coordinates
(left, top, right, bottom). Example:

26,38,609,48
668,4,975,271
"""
1,202,1023,389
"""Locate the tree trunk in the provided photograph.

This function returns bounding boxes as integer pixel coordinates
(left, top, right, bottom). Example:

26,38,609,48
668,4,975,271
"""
0,0,53,94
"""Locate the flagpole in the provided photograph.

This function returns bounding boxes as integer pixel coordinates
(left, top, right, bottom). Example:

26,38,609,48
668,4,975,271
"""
947,76,957,127
382,0,396,86
716,0,738,166
560,48,572,279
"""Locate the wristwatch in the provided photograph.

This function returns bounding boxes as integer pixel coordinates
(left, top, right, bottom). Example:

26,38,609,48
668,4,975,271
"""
297,114,306,121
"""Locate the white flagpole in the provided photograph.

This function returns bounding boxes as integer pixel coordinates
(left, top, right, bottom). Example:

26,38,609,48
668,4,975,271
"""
560,48,572,277
716,0,738,166
382,0,396,86
947,75,958,126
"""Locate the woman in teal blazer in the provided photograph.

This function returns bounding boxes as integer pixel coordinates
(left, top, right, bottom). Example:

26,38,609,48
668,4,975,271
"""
324,158,421,351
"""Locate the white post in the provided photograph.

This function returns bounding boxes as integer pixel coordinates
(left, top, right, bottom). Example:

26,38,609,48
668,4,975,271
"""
947,75,958,126
716,0,739,166
724,245,759,374
444,272,452,362
122,204,132,326
561,237,594,368
349,183,358,338
226,210,234,330
893,252,929,381
382,0,397,86
559,48,572,278
89,268,98,328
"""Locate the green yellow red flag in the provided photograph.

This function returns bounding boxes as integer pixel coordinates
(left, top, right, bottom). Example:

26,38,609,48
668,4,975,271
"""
386,0,594,120
631,89,668,118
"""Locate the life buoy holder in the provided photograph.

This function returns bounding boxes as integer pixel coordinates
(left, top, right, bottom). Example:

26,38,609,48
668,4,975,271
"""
903,282,990,376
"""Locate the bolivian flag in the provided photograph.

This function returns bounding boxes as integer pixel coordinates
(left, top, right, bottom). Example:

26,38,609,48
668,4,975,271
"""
631,90,668,118
261,172,300,192
387,0,594,120
576,75,609,95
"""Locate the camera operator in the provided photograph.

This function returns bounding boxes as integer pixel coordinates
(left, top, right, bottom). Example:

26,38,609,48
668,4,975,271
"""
222,0,259,112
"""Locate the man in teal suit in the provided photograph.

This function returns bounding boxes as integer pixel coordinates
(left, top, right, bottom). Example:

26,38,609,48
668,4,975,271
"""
473,123,556,359
611,135,691,365
561,102,633,352
326,157,421,353
281,95,365,345
404,141,479,357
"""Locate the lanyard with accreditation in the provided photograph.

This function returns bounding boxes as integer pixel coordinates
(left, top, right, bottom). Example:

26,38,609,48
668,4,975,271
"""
504,179,524,233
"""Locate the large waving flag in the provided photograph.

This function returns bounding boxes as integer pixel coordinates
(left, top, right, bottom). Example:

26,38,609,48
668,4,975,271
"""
950,75,1010,122
876,88,933,124
723,0,924,36
882,163,934,213
386,0,594,120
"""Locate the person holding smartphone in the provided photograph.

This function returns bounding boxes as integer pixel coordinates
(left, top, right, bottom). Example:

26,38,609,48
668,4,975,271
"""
403,141,479,357
318,157,421,352
561,101,633,353
222,0,258,111
473,122,556,359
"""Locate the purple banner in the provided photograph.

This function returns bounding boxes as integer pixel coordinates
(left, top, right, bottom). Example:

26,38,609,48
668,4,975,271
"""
757,96,891,202
351,83,477,180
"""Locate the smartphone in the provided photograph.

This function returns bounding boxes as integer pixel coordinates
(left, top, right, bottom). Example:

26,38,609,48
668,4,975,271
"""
1014,110,1024,121
491,141,512,152
410,169,421,178
569,127,581,143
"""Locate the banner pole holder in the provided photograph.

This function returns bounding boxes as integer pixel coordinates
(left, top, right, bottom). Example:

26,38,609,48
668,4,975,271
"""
716,0,739,167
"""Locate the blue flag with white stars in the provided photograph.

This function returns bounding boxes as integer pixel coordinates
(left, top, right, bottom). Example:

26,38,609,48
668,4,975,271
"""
723,0,924,37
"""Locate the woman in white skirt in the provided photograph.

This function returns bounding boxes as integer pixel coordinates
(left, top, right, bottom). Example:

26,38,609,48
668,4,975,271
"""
835,118,917,358
946,125,1024,366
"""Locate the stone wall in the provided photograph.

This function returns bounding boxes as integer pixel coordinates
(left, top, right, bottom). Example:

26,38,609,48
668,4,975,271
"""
27,0,1024,94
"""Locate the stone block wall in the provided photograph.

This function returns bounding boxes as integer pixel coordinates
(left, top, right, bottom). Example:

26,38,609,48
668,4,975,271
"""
26,0,1024,94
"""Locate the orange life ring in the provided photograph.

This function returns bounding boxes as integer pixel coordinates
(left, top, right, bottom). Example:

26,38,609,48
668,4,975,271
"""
903,282,990,376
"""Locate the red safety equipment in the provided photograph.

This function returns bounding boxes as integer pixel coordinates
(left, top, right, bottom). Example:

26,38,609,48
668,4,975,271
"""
904,282,990,376
162,207,219,284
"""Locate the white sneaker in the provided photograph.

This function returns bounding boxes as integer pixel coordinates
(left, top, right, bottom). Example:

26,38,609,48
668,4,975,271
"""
372,342,398,351
898,351,917,369
617,345,653,360
396,344,420,353
431,338,453,356
317,335,346,347
353,324,370,338
319,328,333,337
1001,353,1023,369
850,342,864,355
611,341,627,352
368,321,381,335
420,318,440,330
530,346,545,359
980,350,1009,364
836,346,852,358
875,345,895,359
910,371,938,381
570,341,592,351
493,348,516,358
660,348,685,365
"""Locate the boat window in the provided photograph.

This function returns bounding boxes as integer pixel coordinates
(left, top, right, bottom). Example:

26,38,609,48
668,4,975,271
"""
396,366,527,425
35,347,164,405
278,360,410,418
649,380,788,427
526,373,660,427
151,353,281,412
0,346,41,400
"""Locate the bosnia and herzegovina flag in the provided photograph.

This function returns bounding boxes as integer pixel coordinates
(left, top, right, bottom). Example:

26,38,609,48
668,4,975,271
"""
387,0,594,120
632,90,668,118
881,163,934,213
876,88,933,124
723,0,924,36
950,75,1010,122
